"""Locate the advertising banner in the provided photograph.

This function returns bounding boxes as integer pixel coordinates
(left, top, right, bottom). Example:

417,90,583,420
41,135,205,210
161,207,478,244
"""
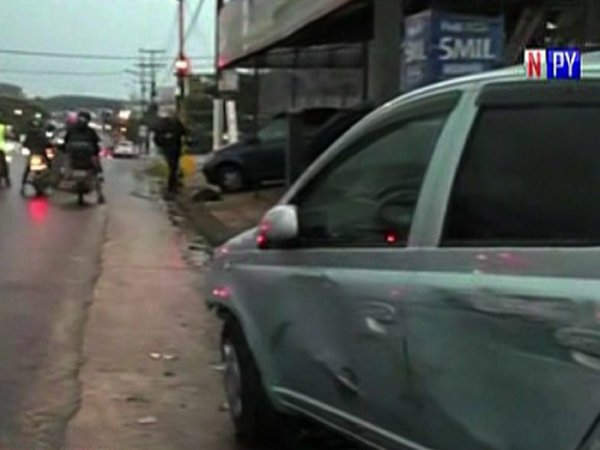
403,10,433,91
403,10,504,91
219,0,353,68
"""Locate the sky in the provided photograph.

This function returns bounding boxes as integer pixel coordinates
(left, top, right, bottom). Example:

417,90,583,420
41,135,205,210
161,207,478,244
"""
0,0,215,99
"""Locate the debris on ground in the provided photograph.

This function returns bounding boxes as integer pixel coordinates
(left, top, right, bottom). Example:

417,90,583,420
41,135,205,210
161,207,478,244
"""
191,187,222,203
136,416,158,425
210,362,225,372
126,395,150,404
219,402,230,412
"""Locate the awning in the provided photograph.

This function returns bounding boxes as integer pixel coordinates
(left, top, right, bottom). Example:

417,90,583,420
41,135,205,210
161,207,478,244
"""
218,0,356,69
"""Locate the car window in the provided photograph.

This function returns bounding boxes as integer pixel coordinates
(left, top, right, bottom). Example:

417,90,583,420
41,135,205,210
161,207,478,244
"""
443,104,600,246
291,103,456,248
258,118,287,141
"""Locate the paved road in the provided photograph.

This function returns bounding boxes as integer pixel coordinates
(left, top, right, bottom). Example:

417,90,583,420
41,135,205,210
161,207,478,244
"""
0,155,106,449
0,156,356,450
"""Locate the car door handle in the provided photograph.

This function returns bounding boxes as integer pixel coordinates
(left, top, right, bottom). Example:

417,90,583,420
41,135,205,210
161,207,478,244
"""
555,328,600,372
361,301,397,325
556,327,600,361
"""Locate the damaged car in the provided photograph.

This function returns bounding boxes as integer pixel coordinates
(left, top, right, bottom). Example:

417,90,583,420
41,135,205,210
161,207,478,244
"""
207,57,600,450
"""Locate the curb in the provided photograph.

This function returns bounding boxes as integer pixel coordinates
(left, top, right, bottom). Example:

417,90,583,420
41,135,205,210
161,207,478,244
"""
174,195,240,247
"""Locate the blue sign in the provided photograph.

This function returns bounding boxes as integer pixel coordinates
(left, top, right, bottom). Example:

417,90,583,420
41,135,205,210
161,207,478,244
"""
546,48,581,80
403,10,433,91
403,10,505,91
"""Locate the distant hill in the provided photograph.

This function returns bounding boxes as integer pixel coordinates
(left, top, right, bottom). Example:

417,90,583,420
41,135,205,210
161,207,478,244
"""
0,82,25,98
40,95,128,112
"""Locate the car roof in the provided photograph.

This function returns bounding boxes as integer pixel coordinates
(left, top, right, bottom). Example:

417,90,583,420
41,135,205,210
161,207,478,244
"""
360,51,600,124
398,51,600,100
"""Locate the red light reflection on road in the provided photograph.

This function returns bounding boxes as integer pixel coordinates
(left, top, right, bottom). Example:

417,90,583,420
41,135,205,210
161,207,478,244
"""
28,197,49,224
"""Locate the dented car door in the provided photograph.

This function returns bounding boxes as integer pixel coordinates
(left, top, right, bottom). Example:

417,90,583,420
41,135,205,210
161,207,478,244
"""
262,92,463,446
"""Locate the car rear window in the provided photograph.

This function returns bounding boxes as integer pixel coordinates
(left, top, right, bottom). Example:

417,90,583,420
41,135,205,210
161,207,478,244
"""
443,101,600,246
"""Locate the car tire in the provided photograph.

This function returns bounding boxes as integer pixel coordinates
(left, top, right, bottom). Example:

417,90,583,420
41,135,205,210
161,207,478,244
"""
216,164,245,192
221,318,286,446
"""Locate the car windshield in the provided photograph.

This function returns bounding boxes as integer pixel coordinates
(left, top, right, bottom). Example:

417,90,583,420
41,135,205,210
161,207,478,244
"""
257,118,288,141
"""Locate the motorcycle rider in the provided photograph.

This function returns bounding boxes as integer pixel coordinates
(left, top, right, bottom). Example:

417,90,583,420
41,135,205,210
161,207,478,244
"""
0,112,11,186
63,111,105,203
21,118,51,194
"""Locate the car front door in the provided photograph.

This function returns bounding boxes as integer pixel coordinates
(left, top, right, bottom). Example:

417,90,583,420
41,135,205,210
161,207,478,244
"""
241,91,463,448
405,81,600,450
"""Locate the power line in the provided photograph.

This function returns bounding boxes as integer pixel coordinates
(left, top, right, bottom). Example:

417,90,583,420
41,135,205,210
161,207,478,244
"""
0,48,143,61
185,0,208,42
0,69,126,76
0,47,213,61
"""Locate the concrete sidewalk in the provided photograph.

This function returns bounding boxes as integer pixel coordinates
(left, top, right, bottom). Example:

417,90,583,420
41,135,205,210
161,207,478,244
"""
65,164,239,450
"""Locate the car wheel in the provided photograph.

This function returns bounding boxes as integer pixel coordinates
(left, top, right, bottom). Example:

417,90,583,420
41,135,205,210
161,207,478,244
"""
222,318,286,446
217,165,244,192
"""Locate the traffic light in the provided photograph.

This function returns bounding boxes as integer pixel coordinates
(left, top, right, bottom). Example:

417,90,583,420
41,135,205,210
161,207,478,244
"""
175,56,191,77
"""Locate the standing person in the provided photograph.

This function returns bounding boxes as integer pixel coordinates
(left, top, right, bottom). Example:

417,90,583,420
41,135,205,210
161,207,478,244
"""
21,118,51,194
0,113,10,187
153,111,186,198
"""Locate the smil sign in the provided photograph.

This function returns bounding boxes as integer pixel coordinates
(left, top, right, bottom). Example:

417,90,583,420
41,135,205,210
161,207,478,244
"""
403,10,504,91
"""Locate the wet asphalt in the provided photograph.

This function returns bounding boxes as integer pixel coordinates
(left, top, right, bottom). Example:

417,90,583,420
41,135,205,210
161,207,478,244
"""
0,155,359,450
0,155,106,448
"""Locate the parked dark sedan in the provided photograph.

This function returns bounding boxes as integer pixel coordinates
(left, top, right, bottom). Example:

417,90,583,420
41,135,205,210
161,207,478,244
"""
203,108,340,192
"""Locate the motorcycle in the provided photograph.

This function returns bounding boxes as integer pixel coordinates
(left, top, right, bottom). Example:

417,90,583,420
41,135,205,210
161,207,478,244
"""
26,153,51,196
22,147,58,197
58,143,104,206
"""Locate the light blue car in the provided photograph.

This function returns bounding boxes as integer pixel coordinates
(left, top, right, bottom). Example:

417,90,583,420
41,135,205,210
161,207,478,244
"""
207,56,600,450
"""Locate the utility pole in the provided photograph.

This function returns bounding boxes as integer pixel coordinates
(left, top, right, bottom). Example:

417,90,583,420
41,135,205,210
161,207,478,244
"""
139,49,165,118
126,68,148,111
176,0,188,119
370,0,403,103
134,50,164,153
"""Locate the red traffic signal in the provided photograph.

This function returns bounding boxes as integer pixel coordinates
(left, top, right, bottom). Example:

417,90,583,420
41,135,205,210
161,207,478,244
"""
175,56,191,76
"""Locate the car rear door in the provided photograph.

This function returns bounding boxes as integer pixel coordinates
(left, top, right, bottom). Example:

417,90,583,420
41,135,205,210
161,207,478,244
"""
405,80,600,450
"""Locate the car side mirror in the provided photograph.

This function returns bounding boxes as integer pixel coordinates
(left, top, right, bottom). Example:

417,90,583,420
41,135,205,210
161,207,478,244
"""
257,205,299,248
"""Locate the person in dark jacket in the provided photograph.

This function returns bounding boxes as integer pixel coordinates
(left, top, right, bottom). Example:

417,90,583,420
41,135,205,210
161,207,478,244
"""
21,118,51,193
63,111,105,203
64,111,103,171
153,112,186,197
